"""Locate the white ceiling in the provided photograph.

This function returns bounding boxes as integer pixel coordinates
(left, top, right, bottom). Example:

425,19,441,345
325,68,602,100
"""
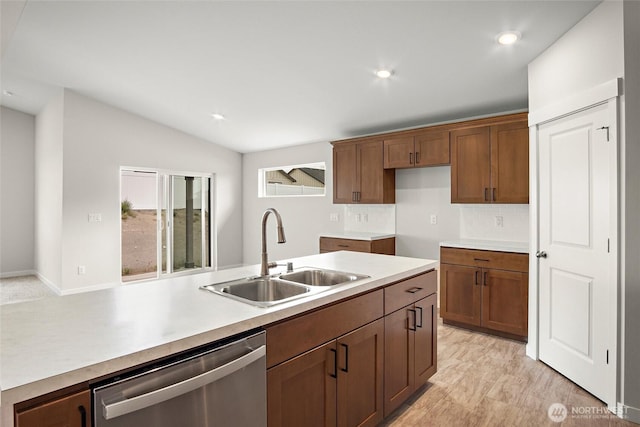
1,1,599,153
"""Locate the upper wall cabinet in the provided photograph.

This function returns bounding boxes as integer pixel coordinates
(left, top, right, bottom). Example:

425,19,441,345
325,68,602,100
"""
383,130,450,169
451,119,529,204
333,139,395,204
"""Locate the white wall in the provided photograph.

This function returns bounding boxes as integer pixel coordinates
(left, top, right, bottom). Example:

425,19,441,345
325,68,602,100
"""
39,90,243,292
528,0,640,419
0,107,35,276
242,142,342,265
34,92,64,289
622,0,640,419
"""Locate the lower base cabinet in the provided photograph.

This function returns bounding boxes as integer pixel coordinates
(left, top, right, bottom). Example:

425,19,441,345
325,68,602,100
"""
267,319,384,427
383,285,437,416
267,270,438,426
15,389,91,427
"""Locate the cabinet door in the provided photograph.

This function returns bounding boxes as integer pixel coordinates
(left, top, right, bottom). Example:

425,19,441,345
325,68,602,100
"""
267,341,337,427
450,126,491,203
491,121,529,203
333,143,358,203
415,130,450,166
16,389,91,427
357,140,391,204
383,137,415,169
440,263,481,326
337,319,384,427
383,307,414,417
414,293,437,388
481,269,528,337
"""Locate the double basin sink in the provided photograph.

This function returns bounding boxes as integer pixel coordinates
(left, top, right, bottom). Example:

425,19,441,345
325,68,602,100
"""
201,268,369,307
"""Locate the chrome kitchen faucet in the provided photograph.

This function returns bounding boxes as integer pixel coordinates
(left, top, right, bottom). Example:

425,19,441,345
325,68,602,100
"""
261,208,286,276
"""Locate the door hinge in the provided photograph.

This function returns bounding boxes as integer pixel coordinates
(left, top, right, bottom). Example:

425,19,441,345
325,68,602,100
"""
597,126,610,142
607,350,609,364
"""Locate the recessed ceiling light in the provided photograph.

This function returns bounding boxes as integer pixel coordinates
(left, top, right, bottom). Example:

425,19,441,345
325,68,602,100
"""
2,90,15,97
497,31,521,45
375,69,393,79
210,113,226,120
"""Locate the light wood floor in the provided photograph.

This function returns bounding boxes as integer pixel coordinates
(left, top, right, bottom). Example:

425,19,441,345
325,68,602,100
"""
383,317,637,427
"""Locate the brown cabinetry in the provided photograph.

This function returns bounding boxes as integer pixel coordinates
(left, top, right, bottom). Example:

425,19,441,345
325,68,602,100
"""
332,139,395,204
383,271,437,416
266,290,384,427
451,119,529,204
319,237,395,255
15,389,91,427
383,130,450,169
440,247,528,340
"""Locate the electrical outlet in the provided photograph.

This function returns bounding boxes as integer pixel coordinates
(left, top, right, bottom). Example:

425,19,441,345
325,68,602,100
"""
355,214,362,222
88,213,102,223
495,216,504,227
363,214,368,222
78,265,86,275
430,214,437,225
329,213,339,222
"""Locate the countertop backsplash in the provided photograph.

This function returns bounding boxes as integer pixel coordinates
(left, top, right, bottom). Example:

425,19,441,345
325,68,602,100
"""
459,204,529,242
344,204,396,234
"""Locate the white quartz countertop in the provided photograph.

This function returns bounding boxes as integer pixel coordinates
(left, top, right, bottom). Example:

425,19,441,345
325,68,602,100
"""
319,231,396,241
0,252,436,422
440,239,529,254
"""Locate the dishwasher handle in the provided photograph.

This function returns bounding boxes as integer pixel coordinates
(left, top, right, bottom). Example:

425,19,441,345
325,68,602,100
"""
102,345,266,420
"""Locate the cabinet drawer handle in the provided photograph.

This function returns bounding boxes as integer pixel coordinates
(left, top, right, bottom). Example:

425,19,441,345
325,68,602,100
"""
405,286,423,294
474,258,490,262
409,152,414,164
415,151,420,164
416,306,423,328
408,309,417,331
337,244,349,248
329,348,338,378
484,271,488,286
78,405,87,427
492,187,496,201
339,343,349,373
484,187,489,201
475,270,480,286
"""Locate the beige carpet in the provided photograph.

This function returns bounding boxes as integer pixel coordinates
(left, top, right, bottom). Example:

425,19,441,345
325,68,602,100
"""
0,275,57,305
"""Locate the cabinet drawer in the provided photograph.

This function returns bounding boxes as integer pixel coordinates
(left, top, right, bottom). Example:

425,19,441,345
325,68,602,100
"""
384,270,437,314
320,237,371,253
266,290,383,368
440,247,528,272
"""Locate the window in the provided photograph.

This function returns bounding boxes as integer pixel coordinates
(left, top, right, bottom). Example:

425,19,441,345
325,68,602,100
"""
121,169,214,282
258,162,326,197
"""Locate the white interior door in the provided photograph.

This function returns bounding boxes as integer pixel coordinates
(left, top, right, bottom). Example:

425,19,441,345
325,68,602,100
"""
538,101,615,405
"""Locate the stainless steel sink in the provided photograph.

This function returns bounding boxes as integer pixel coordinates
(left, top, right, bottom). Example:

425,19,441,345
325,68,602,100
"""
279,268,369,286
201,267,369,307
201,277,311,307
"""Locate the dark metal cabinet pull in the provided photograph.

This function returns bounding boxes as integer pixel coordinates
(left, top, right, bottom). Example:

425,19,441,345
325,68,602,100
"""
338,244,349,248
492,187,496,201
416,151,421,164
408,309,417,331
78,405,87,427
340,343,349,372
484,271,488,286
409,152,414,164
329,348,338,378
405,286,423,294
416,306,423,328
474,258,490,262
475,270,480,285
484,187,489,201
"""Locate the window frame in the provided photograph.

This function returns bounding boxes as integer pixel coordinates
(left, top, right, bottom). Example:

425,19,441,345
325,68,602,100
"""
258,162,326,198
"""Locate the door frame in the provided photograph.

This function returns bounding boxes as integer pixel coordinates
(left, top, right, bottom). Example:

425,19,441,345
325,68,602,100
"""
527,78,620,410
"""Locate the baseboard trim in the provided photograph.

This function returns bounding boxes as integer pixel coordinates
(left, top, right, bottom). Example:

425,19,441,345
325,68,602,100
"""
36,273,62,296
58,281,120,295
0,269,37,279
619,403,640,423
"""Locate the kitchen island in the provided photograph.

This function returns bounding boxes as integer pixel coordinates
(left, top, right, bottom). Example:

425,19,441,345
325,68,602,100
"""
1,251,437,427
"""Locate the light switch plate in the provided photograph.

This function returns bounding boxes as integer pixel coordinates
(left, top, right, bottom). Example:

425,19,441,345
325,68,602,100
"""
430,214,437,225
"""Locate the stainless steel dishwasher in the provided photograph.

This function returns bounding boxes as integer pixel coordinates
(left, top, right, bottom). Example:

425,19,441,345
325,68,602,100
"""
93,330,266,427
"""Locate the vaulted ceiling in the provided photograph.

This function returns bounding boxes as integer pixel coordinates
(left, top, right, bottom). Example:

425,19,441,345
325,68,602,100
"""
1,1,600,153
